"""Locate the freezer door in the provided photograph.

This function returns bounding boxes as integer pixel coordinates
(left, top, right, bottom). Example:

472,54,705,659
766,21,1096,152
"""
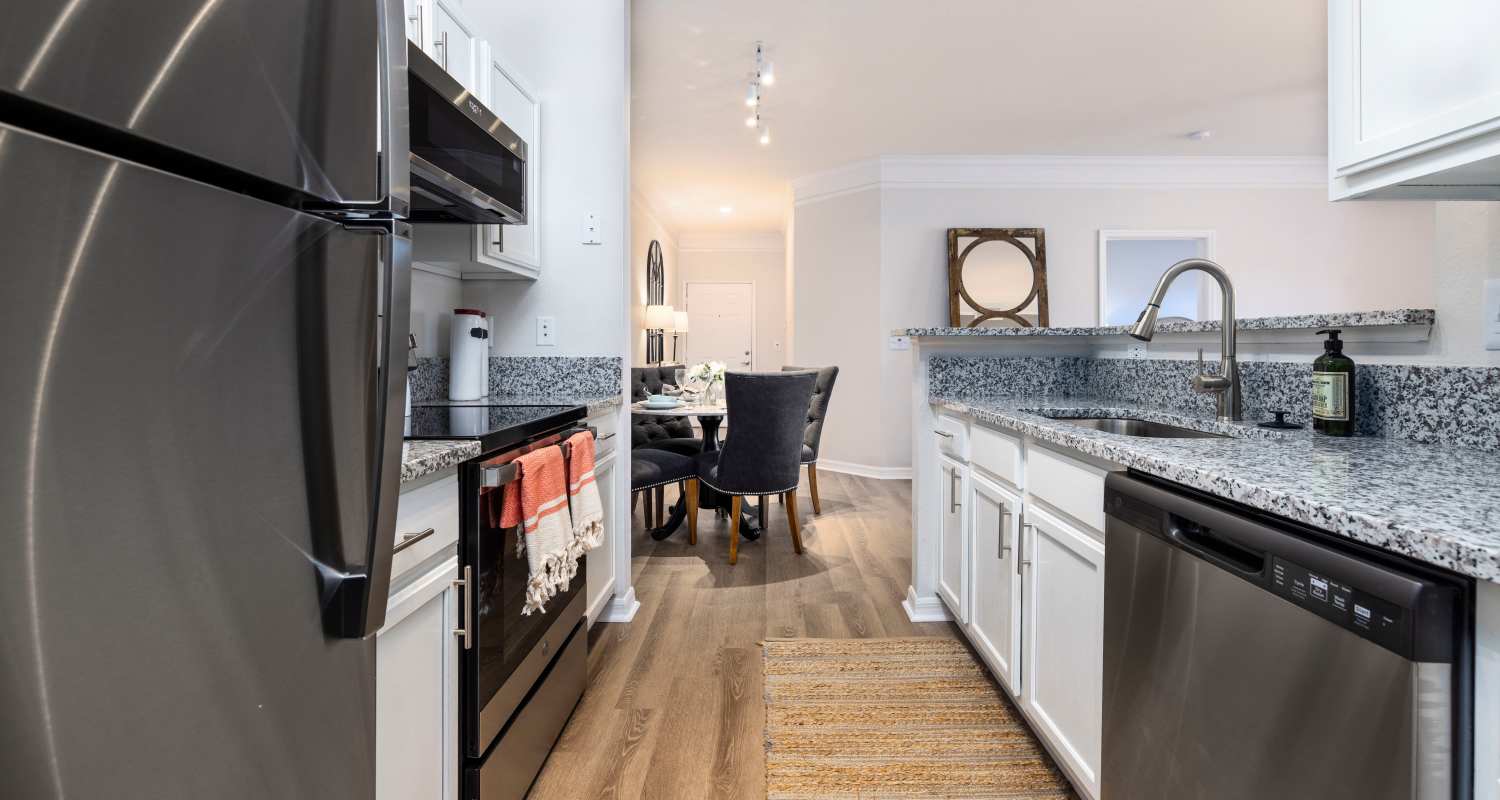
0,124,409,798
0,0,408,214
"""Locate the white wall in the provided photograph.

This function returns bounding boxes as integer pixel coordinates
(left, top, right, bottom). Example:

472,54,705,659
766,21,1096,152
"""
457,0,629,357
630,192,677,364
1430,202,1500,366
677,233,786,370
409,269,464,356
793,168,1444,472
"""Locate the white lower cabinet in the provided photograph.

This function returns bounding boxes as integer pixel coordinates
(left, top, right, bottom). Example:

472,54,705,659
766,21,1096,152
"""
967,471,1022,697
586,450,617,625
1021,504,1105,800
377,558,459,800
936,454,968,623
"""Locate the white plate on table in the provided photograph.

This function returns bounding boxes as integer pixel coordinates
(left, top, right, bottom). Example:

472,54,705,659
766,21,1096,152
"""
640,399,683,410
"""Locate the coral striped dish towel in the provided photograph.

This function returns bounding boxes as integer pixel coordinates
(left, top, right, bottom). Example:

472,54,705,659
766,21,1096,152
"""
500,445,575,615
565,431,604,549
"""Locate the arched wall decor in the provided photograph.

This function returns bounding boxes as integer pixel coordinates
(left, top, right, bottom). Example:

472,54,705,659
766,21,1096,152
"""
946,227,1050,328
645,239,665,363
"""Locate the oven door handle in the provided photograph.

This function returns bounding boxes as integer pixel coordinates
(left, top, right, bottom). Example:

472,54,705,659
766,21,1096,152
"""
481,461,520,488
453,565,472,650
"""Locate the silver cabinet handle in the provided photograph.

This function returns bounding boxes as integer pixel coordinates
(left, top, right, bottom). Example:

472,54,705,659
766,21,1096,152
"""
999,507,1012,559
452,565,472,650
435,30,449,70
598,432,616,441
393,527,436,554
949,470,960,513
1020,522,1035,572
933,429,954,438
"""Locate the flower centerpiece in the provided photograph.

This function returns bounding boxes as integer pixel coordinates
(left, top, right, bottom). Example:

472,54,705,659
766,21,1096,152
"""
686,360,727,404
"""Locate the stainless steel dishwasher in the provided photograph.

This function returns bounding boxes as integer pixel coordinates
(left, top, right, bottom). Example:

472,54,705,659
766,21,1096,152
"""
1102,472,1472,800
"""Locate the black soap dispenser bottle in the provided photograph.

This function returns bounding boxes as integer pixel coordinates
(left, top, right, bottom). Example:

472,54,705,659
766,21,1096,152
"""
1312,328,1356,436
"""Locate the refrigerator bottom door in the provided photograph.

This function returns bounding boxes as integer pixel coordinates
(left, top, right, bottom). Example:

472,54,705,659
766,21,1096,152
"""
0,123,407,799
465,620,587,800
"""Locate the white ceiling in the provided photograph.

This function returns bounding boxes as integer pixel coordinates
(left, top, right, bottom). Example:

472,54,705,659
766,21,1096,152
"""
631,0,1327,234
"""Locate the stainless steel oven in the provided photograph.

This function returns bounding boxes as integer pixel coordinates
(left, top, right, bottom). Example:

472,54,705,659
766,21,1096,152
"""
407,41,527,224
457,422,590,800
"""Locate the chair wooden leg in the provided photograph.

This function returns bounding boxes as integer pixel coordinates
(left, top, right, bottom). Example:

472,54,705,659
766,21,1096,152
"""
685,479,699,546
807,463,822,515
642,490,653,527
785,491,804,554
758,495,768,531
729,495,742,565
654,486,666,527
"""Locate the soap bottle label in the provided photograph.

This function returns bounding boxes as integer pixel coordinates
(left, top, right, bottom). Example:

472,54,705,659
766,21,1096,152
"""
1311,372,1349,421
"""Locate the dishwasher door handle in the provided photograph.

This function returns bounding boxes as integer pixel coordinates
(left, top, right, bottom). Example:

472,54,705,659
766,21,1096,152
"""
1166,516,1265,576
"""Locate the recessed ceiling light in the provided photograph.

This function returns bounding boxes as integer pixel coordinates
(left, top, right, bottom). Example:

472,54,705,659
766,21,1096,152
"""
1187,129,1213,141
719,206,733,214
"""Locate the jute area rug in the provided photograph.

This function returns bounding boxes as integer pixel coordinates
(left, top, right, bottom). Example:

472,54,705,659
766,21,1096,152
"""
763,637,1077,799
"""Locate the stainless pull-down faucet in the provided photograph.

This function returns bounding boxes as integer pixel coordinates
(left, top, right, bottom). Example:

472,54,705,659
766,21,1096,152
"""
1128,258,1242,421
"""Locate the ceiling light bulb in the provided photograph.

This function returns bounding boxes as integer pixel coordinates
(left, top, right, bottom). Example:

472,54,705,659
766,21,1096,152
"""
745,84,758,107
760,61,775,86
759,126,771,145
719,206,733,214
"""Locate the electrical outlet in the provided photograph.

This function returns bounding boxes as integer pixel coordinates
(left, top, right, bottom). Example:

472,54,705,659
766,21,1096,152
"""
888,335,911,351
536,316,556,346
581,213,601,245
1485,279,1500,351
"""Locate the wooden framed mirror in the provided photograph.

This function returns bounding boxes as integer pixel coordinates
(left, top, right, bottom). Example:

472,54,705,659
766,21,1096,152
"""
947,228,1049,328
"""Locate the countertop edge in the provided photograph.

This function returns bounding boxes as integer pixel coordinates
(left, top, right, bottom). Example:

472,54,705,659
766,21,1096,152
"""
936,398,1500,585
897,308,1436,338
401,440,483,485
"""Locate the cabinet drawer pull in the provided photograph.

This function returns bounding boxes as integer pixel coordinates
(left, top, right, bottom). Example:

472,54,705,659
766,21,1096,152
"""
933,429,954,438
598,432,616,441
393,527,436,554
452,565,472,650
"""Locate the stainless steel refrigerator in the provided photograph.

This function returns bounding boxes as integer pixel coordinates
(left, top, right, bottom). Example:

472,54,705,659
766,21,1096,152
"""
1,2,412,798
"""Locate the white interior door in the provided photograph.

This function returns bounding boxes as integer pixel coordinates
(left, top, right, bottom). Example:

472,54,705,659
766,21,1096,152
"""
684,282,754,369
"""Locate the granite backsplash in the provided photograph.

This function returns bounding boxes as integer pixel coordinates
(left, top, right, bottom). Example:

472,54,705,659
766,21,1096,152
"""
930,355,1500,451
408,355,623,402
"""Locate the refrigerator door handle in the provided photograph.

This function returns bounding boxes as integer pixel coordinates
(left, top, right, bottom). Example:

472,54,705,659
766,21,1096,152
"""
320,221,412,638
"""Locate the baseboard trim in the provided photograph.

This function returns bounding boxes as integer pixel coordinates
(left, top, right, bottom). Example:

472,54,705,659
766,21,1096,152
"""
903,586,953,623
816,459,913,481
597,587,640,624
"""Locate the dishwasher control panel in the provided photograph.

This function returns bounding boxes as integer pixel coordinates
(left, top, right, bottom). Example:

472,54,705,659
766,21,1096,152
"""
1270,556,1408,654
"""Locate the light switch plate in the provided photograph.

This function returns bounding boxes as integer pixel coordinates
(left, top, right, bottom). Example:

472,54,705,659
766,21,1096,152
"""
581,213,601,245
1484,279,1500,351
536,316,556,346
888,335,911,351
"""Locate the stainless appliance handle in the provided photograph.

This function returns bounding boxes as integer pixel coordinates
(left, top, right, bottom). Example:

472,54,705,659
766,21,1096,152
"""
393,527,436,554
453,565,471,649
482,461,520,488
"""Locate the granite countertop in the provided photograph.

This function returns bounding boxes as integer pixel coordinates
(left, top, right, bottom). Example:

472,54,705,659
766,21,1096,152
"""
417,393,623,417
401,439,483,484
936,395,1500,584
900,308,1435,337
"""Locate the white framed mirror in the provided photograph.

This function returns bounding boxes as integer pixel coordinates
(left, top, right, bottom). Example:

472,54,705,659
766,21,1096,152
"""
1098,230,1216,326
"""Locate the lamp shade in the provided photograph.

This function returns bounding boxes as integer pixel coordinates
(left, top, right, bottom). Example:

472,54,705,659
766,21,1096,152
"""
672,311,690,332
644,304,674,330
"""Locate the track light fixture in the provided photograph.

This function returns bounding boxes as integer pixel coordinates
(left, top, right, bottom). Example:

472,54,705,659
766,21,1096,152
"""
742,42,777,147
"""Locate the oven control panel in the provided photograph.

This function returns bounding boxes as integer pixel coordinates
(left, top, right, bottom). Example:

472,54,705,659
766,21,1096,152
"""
1270,556,1408,653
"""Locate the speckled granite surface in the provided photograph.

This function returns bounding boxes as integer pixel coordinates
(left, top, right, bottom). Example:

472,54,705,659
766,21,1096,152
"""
936,396,1500,583
489,356,622,398
931,356,1500,450
401,439,481,484
408,357,448,403
901,308,1435,337
420,394,623,417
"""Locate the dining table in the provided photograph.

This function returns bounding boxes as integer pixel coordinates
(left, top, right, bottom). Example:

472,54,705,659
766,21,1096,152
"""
632,398,762,541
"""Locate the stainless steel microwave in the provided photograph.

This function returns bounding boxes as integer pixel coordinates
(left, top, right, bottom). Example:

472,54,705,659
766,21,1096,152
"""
406,42,527,224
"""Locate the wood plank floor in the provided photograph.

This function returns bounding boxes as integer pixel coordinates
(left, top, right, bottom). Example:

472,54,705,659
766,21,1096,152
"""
529,470,957,799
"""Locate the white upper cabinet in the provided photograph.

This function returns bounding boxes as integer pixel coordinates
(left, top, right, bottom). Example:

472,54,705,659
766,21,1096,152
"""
428,0,480,93
478,43,542,275
1330,0,1500,199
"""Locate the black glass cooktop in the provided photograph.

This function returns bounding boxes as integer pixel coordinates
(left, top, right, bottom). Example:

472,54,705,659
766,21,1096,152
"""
404,403,586,453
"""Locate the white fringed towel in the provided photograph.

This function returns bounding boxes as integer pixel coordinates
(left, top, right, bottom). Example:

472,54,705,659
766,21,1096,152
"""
565,430,604,550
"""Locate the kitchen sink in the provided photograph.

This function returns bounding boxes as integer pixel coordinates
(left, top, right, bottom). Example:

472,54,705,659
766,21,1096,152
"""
1047,417,1228,439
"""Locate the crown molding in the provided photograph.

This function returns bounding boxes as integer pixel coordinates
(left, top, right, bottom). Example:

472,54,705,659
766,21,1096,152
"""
677,231,785,252
792,154,1328,205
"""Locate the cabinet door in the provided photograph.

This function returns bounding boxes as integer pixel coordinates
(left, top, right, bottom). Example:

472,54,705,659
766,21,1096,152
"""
403,0,427,46
936,455,968,623
478,47,541,274
586,452,617,625
1021,505,1104,800
376,587,452,800
1330,0,1500,185
429,0,478,92
968,473,1021,697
